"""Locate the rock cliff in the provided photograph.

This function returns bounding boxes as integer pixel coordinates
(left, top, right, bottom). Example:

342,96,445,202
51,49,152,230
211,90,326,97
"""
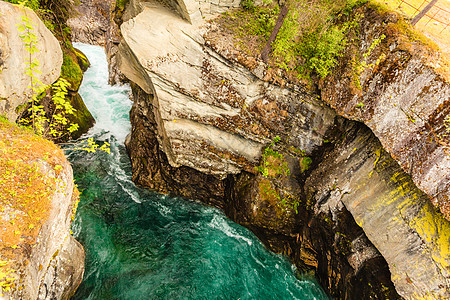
321,5,450,219
117,1,450,298
0,2,62,122
0,118,84,299
0,0,95,140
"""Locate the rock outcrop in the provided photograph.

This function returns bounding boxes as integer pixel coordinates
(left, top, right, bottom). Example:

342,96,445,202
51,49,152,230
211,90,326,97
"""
0,1,95,140
0,1,62,122
321,6,450,218
119,1,335,178
118,1,450,298
0,119,84,299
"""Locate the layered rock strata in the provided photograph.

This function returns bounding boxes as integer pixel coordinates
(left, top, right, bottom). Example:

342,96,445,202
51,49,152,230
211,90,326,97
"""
117,0,450,298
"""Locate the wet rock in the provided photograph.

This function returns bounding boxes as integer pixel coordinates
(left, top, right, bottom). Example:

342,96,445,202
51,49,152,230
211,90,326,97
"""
68,0,126,84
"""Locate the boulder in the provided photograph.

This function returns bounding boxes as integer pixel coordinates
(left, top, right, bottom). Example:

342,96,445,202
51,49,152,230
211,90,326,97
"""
0,1,62,122
0,119,84,299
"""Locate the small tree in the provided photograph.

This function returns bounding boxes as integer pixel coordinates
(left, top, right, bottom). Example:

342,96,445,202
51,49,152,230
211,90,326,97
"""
260,0,290,63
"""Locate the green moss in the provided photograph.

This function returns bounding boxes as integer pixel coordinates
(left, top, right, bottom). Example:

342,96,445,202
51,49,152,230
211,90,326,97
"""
73,48,90,72
61,53,83,91
116,0,129,10
299,156,312,173
66,93,95,140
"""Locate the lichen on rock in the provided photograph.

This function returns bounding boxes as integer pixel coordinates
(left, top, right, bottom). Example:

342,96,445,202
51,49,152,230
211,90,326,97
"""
0,117,84,299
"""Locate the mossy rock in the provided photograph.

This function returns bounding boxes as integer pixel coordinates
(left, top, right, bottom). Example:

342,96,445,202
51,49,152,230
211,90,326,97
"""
73,48,90,72
67,93,95,140
61,52,83,92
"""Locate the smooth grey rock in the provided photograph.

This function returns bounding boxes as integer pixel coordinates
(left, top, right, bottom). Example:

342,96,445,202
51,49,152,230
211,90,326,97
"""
118,2,334,176
0,1,62,122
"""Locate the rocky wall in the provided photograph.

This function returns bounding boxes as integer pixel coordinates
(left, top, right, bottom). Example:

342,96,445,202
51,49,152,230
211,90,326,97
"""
0,120,84,299
113,0,450,298
321,6,450,218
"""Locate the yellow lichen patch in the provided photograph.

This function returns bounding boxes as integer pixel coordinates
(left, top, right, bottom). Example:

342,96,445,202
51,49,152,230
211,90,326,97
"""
0,117,66,294
407,201,450,272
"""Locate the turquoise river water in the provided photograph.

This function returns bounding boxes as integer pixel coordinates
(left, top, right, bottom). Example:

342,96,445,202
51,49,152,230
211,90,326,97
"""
68,43,329,300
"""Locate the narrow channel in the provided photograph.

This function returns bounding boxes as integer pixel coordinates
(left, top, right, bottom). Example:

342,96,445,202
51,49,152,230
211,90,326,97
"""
67,43,328,300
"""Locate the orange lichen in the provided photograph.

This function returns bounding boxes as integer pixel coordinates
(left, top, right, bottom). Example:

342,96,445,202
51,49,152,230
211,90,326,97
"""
0,117,66,293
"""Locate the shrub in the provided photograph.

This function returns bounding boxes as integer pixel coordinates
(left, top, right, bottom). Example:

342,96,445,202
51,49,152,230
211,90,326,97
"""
297,25,348,78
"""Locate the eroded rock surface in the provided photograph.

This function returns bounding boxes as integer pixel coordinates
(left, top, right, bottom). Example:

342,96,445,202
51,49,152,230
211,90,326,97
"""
304,120,450,299
119,1,450,298
119,2,334,177
0,1,62,122
322,7,450,218
0,120,84,299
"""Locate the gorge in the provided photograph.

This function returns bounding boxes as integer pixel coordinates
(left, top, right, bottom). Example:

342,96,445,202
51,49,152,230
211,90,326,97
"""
0,0,449,298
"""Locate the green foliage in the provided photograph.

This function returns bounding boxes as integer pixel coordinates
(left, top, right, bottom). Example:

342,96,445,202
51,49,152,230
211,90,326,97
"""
241,0,255,10
4,0,40,10
272,8,301,70
279,193,300,214
74,138,111,154
222,0,368,79
15,6,108,153
256,136,290,178
116,0,129,10
17,11,44,131
299,156,312,173
296,24,349,78
236,5,278,38
352,33,386,88
48,78,79,137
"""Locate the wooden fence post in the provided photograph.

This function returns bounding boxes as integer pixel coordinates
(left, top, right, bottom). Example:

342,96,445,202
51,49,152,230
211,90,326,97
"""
411,0,439,26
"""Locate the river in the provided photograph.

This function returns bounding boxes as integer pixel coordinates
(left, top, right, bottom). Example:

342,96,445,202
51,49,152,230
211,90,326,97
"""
68,43,328,300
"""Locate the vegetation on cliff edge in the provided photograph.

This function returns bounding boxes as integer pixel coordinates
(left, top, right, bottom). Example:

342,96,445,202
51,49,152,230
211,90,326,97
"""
215,0,449,83
0,116,75,296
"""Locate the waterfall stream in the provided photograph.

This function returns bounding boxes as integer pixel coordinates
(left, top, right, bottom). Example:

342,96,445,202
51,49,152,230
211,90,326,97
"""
68,43,328,300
